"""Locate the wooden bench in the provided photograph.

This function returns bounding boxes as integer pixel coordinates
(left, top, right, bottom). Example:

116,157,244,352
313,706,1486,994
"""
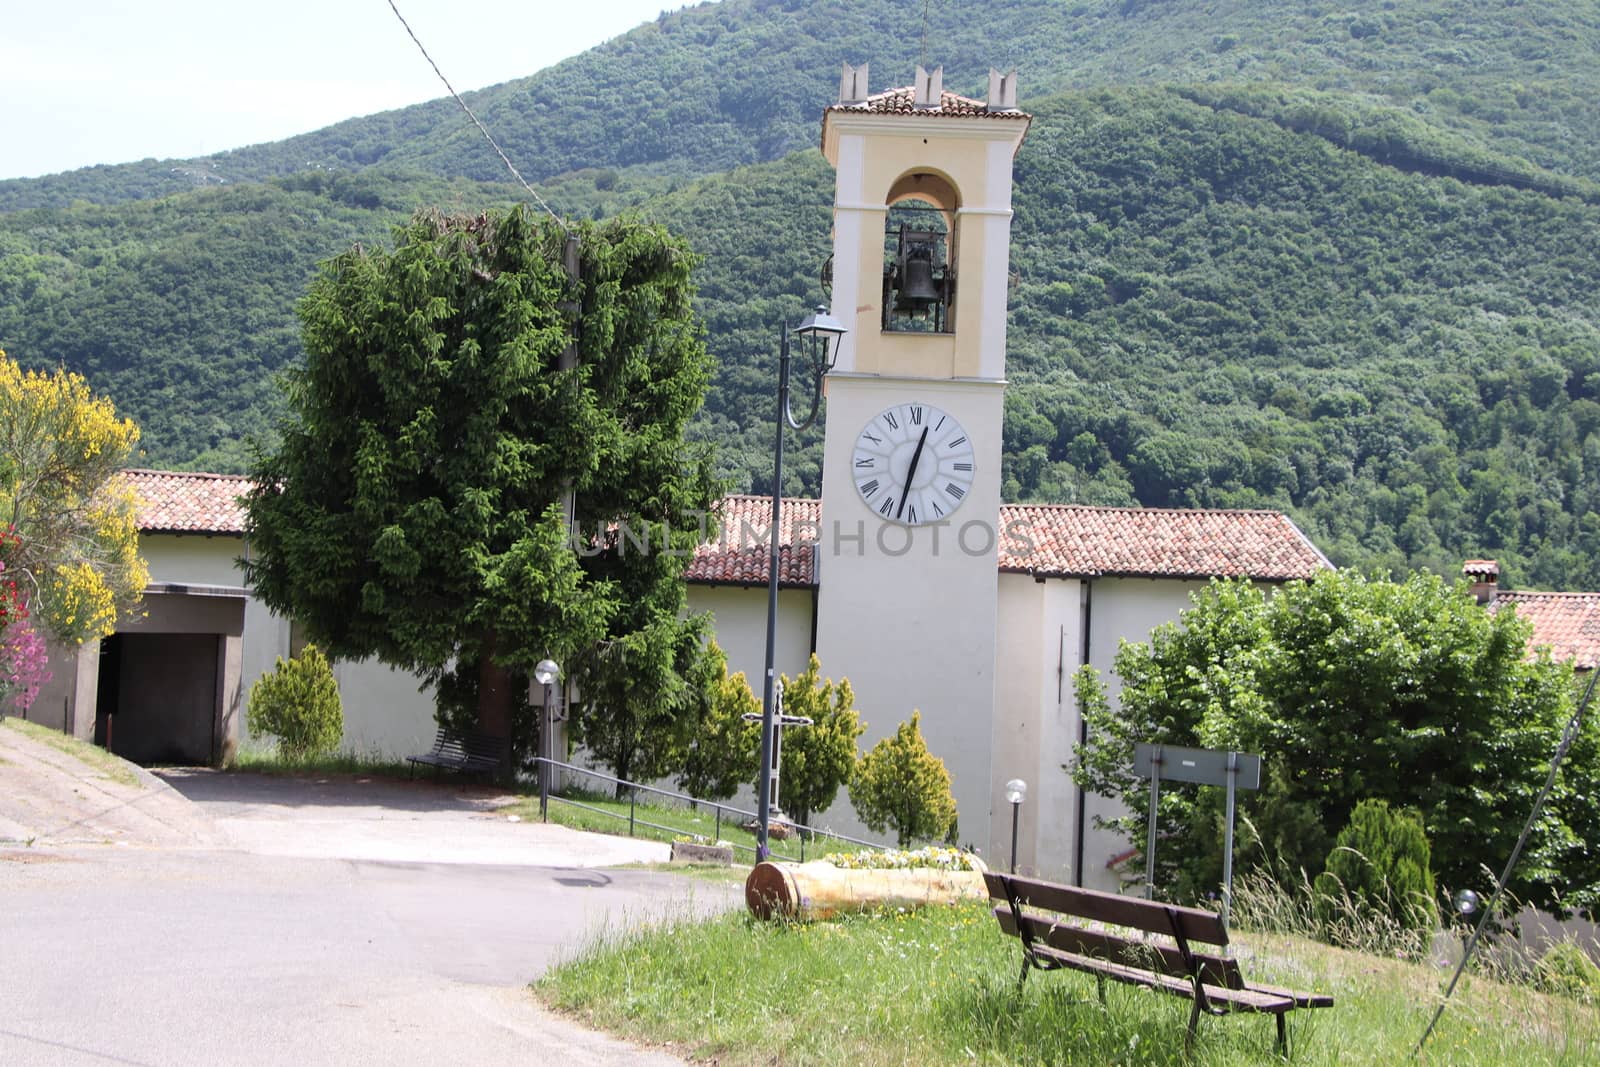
985,872,1332,1056
406,728,507,779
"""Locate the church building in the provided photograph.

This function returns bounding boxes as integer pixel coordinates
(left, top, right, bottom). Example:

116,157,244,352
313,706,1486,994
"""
29,68,1337,892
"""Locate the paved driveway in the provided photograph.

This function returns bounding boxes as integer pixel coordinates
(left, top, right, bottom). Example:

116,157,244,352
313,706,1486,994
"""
1,767,742,1066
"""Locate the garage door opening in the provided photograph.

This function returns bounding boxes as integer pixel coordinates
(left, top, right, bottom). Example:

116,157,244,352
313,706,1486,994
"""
98,632,222,765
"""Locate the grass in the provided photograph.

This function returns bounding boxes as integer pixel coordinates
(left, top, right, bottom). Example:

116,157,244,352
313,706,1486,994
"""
537,898,1600,1066
496,788,876,865
228,748,415,779
2,715,142,789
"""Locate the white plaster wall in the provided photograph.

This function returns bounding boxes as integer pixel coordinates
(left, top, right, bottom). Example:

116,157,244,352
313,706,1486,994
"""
815,376,1005,854
685,585,815,691
330,660,438,759
991,575,1044,866
141,534,247,587
1079,577,1208,893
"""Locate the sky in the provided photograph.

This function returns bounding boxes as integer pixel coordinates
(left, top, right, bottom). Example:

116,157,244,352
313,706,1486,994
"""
1,0,693,180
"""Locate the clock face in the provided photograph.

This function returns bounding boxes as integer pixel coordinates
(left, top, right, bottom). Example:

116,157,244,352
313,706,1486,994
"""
852,402,976,526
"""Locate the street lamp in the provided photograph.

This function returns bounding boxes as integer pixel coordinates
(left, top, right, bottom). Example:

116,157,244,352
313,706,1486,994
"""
755,306,847,860
1005,778,1028,874
534,658,561,821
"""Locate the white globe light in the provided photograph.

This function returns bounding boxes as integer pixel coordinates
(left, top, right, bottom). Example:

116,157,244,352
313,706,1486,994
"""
534,659,561,685
1005,778,1028,805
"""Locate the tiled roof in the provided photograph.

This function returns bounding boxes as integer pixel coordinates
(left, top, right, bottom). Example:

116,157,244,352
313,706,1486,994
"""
126,469,250,534
825,87,1029,120
686,496,822,588
1494,591,1600,669
998,504,1330,581
124,470,1325,586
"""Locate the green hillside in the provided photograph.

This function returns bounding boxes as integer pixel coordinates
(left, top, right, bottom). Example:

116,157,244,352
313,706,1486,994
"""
2,0,1600,591
4,0,1599,212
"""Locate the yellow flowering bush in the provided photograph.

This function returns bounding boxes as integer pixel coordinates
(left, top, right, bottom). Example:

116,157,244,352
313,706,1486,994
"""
48,561,118,643
0,349,147,643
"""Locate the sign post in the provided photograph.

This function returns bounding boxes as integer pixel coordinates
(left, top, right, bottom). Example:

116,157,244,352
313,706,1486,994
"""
1132,743,1262,924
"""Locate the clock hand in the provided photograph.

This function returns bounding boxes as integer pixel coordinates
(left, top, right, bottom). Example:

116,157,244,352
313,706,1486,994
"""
897,427,929,520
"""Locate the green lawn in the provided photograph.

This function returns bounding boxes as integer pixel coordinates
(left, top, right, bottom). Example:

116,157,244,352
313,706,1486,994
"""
497,789,878,864
537,900,1597,1066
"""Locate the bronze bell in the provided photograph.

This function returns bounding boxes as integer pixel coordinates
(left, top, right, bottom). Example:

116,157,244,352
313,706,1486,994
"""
894,233,943,313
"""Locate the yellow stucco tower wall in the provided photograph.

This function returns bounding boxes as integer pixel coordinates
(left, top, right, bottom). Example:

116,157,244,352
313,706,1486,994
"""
814,68,1029,853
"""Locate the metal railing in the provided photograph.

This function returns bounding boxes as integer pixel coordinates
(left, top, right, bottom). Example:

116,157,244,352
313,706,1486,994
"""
532,756,889,862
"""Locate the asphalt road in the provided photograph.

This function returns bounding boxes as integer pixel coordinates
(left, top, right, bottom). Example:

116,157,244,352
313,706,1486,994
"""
0,766,742,1066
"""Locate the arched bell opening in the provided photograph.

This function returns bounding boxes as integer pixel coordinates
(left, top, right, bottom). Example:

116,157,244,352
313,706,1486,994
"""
882,170,959,335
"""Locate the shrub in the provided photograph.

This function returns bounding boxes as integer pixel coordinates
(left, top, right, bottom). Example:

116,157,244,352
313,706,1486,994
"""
246,644,343,762
850,711,957,847
1533,941,1600,1003
774,655,863,829
678,641,759,802
1313,799,1437,949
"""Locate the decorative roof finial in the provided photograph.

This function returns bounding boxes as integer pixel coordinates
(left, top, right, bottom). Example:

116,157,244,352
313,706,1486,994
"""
986,69,1018,112
839,62,869,105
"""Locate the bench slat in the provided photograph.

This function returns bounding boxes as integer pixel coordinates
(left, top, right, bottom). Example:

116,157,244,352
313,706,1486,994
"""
1027,944,1294,1014
993,907,1243,988
985,871,1331,1056
406,728,506,775
984,872,1229,947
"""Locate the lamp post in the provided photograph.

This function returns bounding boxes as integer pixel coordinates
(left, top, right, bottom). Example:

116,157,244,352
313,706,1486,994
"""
534,658,561,821
755,307,847,860
1005,778,1028,874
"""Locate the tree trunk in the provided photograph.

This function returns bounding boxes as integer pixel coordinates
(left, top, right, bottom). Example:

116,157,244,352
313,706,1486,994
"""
475,637,515,746
745,859,989,921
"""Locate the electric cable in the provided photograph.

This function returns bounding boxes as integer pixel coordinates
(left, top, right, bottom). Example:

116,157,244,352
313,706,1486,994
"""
384,0,568,233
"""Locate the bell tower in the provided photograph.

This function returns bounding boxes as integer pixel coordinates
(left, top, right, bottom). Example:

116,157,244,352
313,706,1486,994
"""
814,65,1029,849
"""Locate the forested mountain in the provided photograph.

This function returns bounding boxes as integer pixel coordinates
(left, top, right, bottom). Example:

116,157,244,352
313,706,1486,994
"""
4,0,1599,212
2,0,1600,590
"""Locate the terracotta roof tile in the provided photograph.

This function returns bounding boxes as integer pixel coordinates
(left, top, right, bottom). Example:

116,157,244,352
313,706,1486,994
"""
825,86,1029,120
997,504,1330,581
686,495,821,588
125,471,1325,587
1494,591,1600,669
126,469,250,534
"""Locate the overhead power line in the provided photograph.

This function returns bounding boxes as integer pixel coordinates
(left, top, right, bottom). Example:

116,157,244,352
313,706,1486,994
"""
384,0,567,232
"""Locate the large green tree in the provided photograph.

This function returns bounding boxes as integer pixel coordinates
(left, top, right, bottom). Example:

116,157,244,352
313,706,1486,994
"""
1074,569,1596,911
244,207,719,768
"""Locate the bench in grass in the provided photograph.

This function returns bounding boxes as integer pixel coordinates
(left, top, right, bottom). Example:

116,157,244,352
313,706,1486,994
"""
984,872,1332,1056
406,727,507,779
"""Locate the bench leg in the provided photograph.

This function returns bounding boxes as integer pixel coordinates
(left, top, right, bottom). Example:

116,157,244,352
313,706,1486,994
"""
1015,958,1031,996
1275,1012,1287,1059
1096,973,1107,1005
1185,997,1201,1051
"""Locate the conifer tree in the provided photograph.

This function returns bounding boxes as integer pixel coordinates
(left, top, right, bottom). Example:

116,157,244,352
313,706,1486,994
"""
1313,798,1437,941
774,655,863,829
244,208,719,773
851,711,958,847
678,641,760,802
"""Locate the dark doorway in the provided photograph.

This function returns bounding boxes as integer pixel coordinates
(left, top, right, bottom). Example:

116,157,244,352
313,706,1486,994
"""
102,633,220,765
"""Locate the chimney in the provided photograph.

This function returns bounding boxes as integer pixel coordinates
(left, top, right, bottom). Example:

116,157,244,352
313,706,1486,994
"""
1463,559,1500,605
914,65,944,109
